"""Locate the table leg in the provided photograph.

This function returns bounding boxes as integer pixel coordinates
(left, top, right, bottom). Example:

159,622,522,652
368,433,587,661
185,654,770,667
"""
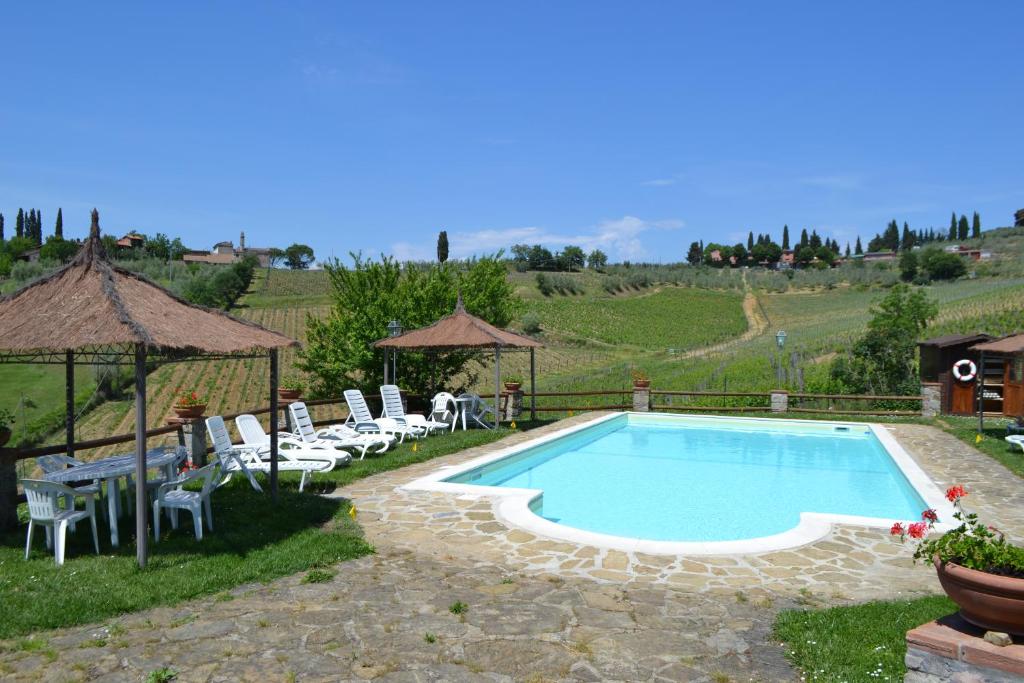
106,477,120,548
461,405,468,431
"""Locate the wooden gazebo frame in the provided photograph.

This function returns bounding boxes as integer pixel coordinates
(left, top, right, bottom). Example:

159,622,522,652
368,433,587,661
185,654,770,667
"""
373,295,543,426
0,210,297,567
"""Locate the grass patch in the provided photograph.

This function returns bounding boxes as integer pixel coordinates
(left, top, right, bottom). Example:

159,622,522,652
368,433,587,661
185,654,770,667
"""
448,601,468,615
0,480,371,640
940,415,1024,479
774,595,956,681
301,569,336,584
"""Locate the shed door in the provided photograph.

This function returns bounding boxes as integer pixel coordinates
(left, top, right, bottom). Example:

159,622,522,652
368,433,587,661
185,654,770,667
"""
1005,357,1024,417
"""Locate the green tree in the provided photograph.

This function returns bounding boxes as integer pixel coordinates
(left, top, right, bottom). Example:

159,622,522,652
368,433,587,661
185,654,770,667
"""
746,231,754,251
948,212,957,241
957,214,969,241
751,241,782,264
284,243,316,269
900,222,914,251
686,241,702,265
731,243,747,265
855,236,863,255
39,235,78,263
15,208,24,239
587,249,608,270
782,224,790,250
0,212,4,241
436,230,449,263
972,212,981,238
268,247,286,268
830,284,937,395
4,236,36,259
560,245,585,272
899,250,918,282
145,233,173,260
815,245,836,266
527,244,554,271
798,228,809,250
919,247,967,281
299,254,517,398
54,208,62,238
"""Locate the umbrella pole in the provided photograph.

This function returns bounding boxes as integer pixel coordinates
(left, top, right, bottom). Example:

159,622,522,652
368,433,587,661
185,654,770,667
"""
134,344,148,568
65,350,74,459
494,348,501,429
269,349,279,502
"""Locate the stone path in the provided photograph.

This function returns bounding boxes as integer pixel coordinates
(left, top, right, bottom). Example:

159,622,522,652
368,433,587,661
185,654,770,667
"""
3,418,1022,682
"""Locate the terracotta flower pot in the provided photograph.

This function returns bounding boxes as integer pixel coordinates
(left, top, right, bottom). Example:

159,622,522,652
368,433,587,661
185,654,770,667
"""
278,388,302,400
504,382,522,392
172,404,207,420
0,427,11,448
633,380,651,389
934,557,1024,635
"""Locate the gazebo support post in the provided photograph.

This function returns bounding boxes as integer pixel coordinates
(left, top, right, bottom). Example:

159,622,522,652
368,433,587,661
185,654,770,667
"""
530,348,536,421
134,343,149,569
65,350,75,459
978,350,986,434
494,348,501,429
269,349,279,502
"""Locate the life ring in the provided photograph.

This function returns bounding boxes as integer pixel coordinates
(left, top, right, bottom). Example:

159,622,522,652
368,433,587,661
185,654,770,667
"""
952,359,977,383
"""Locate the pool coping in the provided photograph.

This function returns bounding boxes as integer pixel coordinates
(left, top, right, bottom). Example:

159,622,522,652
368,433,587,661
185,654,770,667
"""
401,411,957,556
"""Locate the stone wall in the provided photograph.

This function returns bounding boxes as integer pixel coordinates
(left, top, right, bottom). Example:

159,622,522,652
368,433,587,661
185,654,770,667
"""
905,617,1024,683
920,383,942,419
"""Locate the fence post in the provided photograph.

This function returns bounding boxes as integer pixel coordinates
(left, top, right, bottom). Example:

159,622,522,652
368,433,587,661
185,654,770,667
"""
183,418,208,466
920,383,941,418
770,390,789,413
0,449,17,531
632,383,651,412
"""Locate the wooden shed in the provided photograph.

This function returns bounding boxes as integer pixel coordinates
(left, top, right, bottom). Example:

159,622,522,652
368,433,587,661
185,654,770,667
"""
918,333,993,415
970,334,1024,420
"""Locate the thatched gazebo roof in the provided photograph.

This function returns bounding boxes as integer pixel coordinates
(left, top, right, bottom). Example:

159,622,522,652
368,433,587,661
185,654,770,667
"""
0,212,295,359
373,296,541,352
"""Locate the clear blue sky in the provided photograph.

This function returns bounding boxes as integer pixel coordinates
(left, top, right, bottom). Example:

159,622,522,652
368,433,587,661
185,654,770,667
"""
2,2,1022,263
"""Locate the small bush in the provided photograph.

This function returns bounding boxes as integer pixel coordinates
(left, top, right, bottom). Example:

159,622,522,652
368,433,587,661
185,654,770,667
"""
521,311,542,334
301,569,336,584
449,601,468,615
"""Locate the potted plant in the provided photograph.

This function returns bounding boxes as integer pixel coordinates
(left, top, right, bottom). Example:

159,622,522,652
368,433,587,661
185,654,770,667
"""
0,408,14,447
172,388,207,419
278,375,305,401
892,485,1024,634
503,375,523,392
631,369,650,389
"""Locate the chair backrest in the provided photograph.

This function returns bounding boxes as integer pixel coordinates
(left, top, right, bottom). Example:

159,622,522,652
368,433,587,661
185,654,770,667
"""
21,479,68,521
288,402,318,444
235,415,268,446
205,416,233,455
431,392,456,418
197,462,222,497
380,385,406,419
343,390,374,423
460,392,483,415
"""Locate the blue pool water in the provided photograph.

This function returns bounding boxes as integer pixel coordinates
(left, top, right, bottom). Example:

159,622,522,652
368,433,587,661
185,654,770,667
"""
446,414,927,542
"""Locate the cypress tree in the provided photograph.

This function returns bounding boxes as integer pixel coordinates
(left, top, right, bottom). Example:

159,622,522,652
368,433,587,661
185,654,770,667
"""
55,208,63,238
799,228,808,250
782,225,790,250
949,212,957,241
972,212,981,238
15,208,24,238
36,209,42,243
0,212,4,241
855,236,863,255
436,230,449,263
957,214,969,241
747,231,754,251
845,242,851,257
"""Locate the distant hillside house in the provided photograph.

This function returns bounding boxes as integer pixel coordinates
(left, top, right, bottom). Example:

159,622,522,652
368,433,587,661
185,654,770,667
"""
116,232,145,249
183,232,273,267
943,245,991,261
860,251,897,262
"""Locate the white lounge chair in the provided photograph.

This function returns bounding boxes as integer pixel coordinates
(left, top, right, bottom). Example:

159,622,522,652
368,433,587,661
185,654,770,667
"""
343,389,419,443
380,385,447,435
22,479,100,565
235,414,352,471
1006,435,1024,452
206,416,329,492
430,392,458,432
153,462,220,543
288,402,391,460
458,392,498,429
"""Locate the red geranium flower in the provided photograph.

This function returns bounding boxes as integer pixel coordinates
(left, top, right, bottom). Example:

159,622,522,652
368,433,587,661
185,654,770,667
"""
945,485,966,502
907,522,928,539
890,522,904,536
921,509,938,523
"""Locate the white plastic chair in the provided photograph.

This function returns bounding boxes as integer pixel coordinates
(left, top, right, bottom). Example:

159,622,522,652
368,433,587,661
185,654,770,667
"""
343,389,417,443
288,402,390,460
380,385,446,435
458,393,497,429
36,454,105,523
235,414,351,470
430,392,458,433
1007,435,1024,452
153,462,220,542
22,479,100,565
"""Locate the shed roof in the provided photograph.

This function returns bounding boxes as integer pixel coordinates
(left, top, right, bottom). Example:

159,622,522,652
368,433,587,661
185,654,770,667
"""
971,334,1024,355
0,210,297,355
373,296,542,352
918,333,994,349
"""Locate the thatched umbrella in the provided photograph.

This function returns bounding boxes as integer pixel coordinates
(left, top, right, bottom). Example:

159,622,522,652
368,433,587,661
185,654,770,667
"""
373,295,542,426
0,210,297,567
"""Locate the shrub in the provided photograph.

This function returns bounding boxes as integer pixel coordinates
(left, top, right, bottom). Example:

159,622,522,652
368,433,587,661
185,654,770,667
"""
521,311,542,334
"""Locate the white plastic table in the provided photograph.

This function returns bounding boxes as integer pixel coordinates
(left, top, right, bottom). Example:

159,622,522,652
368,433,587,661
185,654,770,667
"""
42,447,182,548
453,395,494,430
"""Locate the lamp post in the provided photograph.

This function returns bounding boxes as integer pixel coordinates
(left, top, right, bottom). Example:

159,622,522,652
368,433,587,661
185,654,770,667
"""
774,330,788,387
387,320,403,384
776,330,787,349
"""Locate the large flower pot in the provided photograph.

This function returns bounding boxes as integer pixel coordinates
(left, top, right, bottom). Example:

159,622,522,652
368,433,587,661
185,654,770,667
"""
935,557,1024,635
0,427,10,447
504,382,522,392
278,388,302,401
172,404,207,420
633,380,650,389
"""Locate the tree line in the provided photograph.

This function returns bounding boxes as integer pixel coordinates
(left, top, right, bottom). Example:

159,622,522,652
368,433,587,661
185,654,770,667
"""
509,244,608,272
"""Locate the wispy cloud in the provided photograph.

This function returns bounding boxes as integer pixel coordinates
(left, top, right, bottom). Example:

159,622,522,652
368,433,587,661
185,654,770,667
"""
798,174,863,191
390,215,683,263
641,177,677,187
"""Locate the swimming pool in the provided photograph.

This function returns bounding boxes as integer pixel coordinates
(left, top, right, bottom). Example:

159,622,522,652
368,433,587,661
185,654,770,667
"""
407,413,954,554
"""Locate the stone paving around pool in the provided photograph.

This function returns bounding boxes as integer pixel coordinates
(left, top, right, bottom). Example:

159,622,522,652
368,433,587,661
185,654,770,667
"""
2,415,1022,682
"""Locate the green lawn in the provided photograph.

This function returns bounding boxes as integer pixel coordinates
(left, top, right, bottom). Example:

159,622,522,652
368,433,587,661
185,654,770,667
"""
774,596,956,682
0,424,519,639
938,415,1024,478
0,364,95,447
